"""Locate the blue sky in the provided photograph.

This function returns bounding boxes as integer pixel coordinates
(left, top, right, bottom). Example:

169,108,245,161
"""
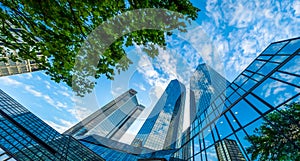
0,0,299,144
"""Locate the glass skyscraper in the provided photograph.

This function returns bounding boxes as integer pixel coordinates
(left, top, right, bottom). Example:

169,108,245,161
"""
215,139,246,161
0,89,104,160
132,79,186,151
65,89,145,142
190,64,228,123
170,37,300,160
0,37,299,161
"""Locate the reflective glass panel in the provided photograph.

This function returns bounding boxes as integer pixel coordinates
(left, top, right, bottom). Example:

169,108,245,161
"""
230,99,260,127
245,94,270,113
215,115,233,139
257,62,278,76
279,55,300,75
247,60,265,72
261,41,288,55
271,72,300,87
277,39,300,55
253,78,299,107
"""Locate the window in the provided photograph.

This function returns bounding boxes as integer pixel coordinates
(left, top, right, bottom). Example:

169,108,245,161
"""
257,62,278,76
257,55,271,60
225,112,240,130
247,60,265,72
234,75,248,87
215,115,233,139
241,79,257,91
277,39,300,55
230,99,260,127
245,94,270,114
193,135,200,155
271,72,300,87
279,55,300,75
270,55,288,63
253,78,299,107
251,73,264,82
261,41,288,55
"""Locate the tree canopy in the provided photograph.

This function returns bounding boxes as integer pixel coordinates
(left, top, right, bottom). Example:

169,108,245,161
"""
0,0,199,95
246,102,300,161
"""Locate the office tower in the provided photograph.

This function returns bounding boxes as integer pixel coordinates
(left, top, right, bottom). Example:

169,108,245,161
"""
65,89,145,141
132,79,186,150
171,37,300,161
190,64,228,123
215,139,246,161
0,37,299,161
110,104,144,141
0,89,104,160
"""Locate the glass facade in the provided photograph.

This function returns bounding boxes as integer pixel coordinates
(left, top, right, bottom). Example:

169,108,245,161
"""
190,64,228,123
110,105,145,141
0,37,299,161
132,80,186,151
0,89,104,160
215,139,246,161
171,37,300,161
65,89,145,142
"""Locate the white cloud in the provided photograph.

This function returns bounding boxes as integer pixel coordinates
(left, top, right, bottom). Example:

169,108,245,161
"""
36,76,42,81
138,83,146,91
44,80,51,89
24,85,42,97
0,77,22,86
201,0,300,81
56,101,68,109
45,118,75,133
44,120,67,133
58,90,71,97
293,1,300,16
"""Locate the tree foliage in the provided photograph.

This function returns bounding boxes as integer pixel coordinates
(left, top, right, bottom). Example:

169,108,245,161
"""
246,102,300,161
0,0,199,95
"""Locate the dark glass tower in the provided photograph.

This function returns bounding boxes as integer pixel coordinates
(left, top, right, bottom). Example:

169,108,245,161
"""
64,89,145,141
132,79,186,150
0,89,104,160
215,139,246,161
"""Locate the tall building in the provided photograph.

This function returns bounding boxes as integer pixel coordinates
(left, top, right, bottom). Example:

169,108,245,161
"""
215,139,246,161
171,37,300,161
0,89,104,160
132,79,186,150
0,37,299,161
190,64,228,123
65,89,145,141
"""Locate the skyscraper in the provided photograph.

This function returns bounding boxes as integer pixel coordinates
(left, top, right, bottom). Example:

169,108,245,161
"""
65,89,145,141
171,37,300,161
215,139,246,161
189,64,228,123
0,37,299,161
0,89,104,160
132,79,186,150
